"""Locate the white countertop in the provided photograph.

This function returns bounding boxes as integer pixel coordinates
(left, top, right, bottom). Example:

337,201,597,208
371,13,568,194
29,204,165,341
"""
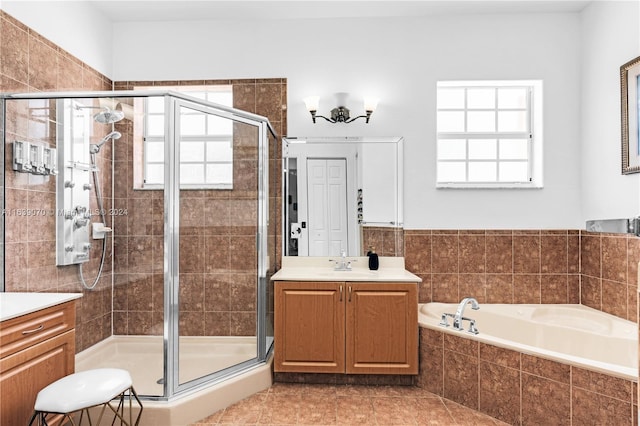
271,256,421,282
0,292,83,322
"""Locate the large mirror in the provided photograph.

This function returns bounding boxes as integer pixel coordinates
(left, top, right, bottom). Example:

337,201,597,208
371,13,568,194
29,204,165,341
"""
283,136,404,257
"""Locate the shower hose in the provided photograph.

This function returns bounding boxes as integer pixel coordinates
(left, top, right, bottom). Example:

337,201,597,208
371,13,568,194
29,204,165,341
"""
79,152,108,290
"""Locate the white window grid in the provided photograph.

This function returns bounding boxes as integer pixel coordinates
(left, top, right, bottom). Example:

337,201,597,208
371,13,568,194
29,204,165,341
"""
437,84,534,186
144,136,234,190
142,88,234,190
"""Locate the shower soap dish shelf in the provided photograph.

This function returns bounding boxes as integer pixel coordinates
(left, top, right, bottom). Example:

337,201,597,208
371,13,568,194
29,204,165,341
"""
92,223,112,240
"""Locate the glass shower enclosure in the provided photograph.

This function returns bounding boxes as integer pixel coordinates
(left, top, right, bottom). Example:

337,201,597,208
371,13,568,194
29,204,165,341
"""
1,90,276,401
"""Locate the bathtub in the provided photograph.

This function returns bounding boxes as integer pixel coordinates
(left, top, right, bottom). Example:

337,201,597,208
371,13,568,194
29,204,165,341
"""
418,302,638,381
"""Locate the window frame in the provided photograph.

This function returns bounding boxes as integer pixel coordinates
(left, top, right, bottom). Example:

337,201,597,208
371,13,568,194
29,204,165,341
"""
136,85,234,190
436,80,543,189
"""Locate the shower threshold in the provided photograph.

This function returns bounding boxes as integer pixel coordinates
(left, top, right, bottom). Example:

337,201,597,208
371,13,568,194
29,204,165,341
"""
75,335,272,425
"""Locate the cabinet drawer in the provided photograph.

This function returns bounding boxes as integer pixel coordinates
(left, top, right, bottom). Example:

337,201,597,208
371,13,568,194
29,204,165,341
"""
0,301,76,360
0,329,75,426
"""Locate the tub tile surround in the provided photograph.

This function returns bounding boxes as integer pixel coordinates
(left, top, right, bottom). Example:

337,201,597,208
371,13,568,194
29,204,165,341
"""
419,328,638,425
405,229,640,323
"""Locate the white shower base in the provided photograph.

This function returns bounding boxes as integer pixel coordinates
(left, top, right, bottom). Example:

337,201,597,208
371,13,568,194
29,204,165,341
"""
75,335,272,425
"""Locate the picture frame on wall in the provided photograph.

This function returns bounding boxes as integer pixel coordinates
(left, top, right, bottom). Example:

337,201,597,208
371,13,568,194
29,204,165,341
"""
621,55,640,174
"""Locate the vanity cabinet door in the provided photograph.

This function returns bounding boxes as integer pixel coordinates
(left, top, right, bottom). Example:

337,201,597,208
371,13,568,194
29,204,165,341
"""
274,281,345,373
345,282,418,375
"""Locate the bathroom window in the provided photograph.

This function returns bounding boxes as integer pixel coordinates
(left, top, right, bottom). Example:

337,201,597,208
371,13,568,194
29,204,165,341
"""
436,80,543,188
137,85,234,190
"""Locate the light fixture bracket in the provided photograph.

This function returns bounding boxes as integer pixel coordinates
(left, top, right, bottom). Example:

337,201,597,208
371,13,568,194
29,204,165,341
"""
305,95,377,124
312,106,373,124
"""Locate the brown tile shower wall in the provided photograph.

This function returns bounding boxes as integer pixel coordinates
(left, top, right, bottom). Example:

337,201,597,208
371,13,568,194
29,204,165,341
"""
1,11,114,352
1,12,286,350
403,229,640,322
111,79,286,337
418,328,638,425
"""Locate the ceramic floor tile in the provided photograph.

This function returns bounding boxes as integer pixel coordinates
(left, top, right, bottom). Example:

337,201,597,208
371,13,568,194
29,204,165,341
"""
336,396,375,425
372,396,418,425
335,384,374,397
443,399,510,426
297,395,337,425
191,384,507,426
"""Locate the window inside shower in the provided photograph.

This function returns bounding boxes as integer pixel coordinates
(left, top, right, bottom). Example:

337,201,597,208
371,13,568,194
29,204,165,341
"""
135,85,234,190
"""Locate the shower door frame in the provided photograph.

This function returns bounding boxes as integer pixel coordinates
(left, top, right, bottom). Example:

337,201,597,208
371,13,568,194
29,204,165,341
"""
0,90,276,402
163,94,272,398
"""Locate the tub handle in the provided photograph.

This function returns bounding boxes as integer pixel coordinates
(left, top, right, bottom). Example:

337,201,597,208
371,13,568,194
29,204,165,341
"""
462,317,479,335
339,285,343,302
440,313,454,327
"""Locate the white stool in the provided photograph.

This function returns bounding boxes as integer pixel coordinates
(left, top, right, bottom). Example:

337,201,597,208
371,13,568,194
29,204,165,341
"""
28,368,143,426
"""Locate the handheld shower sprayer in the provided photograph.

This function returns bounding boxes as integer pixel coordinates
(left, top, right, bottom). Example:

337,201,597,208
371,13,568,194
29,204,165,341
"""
90,131,122,154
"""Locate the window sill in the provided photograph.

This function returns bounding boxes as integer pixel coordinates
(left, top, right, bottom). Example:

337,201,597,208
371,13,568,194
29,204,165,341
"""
436,182,543,189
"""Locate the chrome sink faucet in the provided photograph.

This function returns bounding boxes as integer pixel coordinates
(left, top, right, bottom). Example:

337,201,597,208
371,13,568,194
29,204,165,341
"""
330,250,353,271
453,297,480,331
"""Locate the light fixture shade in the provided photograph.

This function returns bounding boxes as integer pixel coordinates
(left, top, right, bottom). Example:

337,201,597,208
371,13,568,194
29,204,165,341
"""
303,96,320,112
363,97,379,112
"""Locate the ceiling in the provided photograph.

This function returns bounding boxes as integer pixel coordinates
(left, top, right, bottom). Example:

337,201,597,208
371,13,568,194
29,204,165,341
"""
88,0,592,23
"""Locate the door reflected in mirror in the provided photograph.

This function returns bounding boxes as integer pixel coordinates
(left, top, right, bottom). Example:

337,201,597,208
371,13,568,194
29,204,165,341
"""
283,136,404,257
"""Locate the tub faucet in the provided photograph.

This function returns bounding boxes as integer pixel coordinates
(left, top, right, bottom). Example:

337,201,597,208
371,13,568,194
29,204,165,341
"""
453,297,480,331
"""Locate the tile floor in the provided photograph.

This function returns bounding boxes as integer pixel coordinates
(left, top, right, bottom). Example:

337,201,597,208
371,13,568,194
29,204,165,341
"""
190,382,509,425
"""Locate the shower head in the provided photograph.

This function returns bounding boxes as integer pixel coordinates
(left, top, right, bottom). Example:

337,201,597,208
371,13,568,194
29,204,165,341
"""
93,107,125,124
90,131,122,154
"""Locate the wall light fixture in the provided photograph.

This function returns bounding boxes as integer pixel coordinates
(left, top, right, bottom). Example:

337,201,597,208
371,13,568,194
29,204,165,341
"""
303,96,379,124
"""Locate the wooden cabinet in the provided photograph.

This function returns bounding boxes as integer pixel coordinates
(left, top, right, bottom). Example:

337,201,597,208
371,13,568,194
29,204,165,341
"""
274,281,345,373
346,283,418,374
0,301,76,426
274,281,417,375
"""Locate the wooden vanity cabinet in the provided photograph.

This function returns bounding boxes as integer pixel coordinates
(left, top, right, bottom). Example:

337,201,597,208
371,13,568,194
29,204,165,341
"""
274,281,345,373
346,282,418,374
274,281,418,375
0,301,76,426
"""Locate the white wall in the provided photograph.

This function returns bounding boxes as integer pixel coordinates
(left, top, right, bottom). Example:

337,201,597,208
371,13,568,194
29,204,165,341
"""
2,5,599,229
1,1,113,77
111,13,583,229
580,1,640,224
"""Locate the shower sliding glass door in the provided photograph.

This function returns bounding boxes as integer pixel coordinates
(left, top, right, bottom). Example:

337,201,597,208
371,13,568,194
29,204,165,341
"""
166,96,267,395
